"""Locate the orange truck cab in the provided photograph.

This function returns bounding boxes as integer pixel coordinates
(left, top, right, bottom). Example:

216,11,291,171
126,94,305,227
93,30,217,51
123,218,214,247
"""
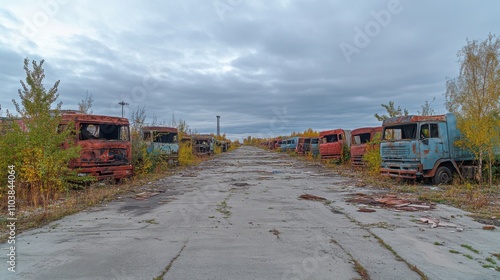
61,112,133,180
319,129,351,160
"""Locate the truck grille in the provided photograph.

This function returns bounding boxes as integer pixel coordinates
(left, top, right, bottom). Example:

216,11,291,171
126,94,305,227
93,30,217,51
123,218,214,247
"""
381,146,410,158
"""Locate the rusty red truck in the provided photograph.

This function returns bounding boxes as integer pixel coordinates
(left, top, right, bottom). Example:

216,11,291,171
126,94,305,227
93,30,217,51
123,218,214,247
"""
60,112,133,180
350,126,382,166
269,138,282,150
319,129,351,160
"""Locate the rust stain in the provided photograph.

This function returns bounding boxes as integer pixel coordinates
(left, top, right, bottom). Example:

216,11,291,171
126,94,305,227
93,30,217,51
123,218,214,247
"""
383,114,447,126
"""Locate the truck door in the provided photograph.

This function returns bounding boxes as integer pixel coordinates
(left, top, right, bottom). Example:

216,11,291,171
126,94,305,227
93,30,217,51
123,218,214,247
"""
419,123,448,170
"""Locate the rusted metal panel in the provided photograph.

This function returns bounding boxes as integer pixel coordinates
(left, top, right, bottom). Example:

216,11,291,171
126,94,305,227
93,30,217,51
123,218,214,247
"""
268,138,282,150
350,126,382,166
61,113,133,180
319,129,351,160
382,114,447,127
296,137,306,155
142,126,178,134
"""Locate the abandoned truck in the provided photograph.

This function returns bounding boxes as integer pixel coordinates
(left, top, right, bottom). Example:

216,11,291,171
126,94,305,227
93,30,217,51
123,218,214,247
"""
280,136,300,152
296,137,306,155
350,126,382,166
60,112,133,180
380,113,476,184
319,129,351,160
142,126,179,164
216,140,230,152
296,137,320,157
192,134,214,156
271,138,282,150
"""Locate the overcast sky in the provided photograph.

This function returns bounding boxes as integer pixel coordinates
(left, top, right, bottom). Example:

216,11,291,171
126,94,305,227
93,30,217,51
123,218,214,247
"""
0,0,498,140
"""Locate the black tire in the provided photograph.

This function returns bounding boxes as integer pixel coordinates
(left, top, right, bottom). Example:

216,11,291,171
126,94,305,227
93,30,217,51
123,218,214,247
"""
433,166,452,185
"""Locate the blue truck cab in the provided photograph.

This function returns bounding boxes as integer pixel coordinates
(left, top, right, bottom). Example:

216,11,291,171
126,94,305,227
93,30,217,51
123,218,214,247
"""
142,126,179,164
380,113,475,184
281,137,299,152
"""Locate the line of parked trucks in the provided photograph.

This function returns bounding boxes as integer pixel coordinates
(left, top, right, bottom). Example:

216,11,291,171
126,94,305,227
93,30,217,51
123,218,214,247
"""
3,111,479,185
2,111,230,182
264,113,478,185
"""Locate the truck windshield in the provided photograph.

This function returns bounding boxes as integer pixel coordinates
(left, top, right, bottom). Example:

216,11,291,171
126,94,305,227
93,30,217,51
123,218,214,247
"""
323,134,339,143
353,133,371,145
80,123,130,141
155,133,177,143
383,124,417,140
144,132,177,143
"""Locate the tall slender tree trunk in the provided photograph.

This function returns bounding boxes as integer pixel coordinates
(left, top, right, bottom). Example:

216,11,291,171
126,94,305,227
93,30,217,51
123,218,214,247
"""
478,152,483,184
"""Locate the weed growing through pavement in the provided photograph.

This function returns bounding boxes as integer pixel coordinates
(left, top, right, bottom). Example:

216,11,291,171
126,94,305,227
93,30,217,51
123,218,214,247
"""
461,244,480,254
143,219,158,225
216,200,232,218
486,257,497,265
463,254,474,260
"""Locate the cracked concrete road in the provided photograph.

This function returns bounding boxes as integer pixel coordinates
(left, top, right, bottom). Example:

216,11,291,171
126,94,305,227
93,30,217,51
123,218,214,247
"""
2,146,499,280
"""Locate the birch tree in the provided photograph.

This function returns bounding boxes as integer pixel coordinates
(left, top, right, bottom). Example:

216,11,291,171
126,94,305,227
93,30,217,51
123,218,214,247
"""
445,34,500,186
374,101,409,121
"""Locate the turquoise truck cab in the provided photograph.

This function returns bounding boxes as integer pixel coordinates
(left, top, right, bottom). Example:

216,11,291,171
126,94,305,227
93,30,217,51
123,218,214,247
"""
142,126,179,164
380,113,475,184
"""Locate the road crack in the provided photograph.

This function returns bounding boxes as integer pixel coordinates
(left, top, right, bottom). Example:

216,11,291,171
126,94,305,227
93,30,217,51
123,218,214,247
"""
153,241,188,280
324,203,429,280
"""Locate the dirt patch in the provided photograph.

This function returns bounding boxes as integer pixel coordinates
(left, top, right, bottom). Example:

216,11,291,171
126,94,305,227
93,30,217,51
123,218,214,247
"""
299,194,327,202
357,208,376,213
231,182,250,187
135,192,160,200
346,193,435,211
269,228,280,238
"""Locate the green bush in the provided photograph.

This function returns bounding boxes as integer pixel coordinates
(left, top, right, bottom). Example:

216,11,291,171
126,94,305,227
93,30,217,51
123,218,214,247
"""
0,58,80,208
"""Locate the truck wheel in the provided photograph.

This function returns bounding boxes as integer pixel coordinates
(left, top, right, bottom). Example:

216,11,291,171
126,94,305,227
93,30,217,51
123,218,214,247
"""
433,166,452,185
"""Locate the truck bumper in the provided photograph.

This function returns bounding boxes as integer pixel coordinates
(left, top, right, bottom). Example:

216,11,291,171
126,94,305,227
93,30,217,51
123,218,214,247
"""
380,162,422,179
76,165,133,180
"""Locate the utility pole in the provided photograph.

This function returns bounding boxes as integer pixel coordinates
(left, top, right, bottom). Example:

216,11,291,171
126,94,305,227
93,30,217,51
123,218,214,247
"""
118,100,129,117
216,115,220,137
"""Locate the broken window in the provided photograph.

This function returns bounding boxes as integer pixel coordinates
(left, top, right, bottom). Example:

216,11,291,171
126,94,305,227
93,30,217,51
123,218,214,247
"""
420,123,439,139
324,134,338,143
353,133,371,145
79,123,130,141
383,124,417,140
149,132,177,143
